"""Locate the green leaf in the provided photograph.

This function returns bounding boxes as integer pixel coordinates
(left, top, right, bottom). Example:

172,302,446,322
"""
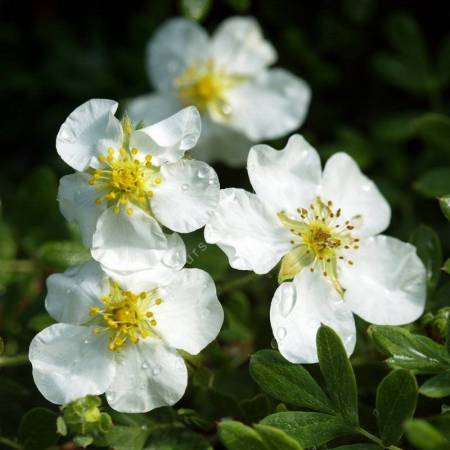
107,426,149,450
260,412,352,448
420,372,450,398
73,435,94,448
410,225,442,292
405,419,450,450
144,427,212,450
37,240,90,269
413,113,450,150
18,407,58,450
249,350,334,413
414,168,450,197
316,325,359,425
330,445,383,450
56,416,67,436
439,197,450,222
372,13,433,95
219,421,268,450
254,425,304,450
369,325,450,373
443,259,450,274
179,0,212,21
376,369,417,445
0,221,17,260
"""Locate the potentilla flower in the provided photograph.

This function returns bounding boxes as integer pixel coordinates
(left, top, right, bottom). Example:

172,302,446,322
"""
57,99,219,274
127,17,311,166
29,259,224,412
205,134,426,363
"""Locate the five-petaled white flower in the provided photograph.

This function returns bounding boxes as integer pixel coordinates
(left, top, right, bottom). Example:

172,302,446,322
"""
128,16,311,167
57,99,219,277
205,134,426,363
29,259,224,412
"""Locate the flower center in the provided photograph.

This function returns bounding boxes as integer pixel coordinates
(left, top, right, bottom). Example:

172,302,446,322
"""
175,59,245,118
278,197,360,295
89,281,163,351
88,147,161,215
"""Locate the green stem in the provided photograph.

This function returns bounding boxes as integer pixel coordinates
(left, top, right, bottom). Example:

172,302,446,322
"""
0,437,22,449
217,273,260,295
0,353,29,367
356,427,403,449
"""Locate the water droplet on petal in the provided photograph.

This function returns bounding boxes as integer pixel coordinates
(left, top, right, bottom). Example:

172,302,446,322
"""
163,251,180,268
181,184,189,191
197,167,209,179
141,362,148,369
276,327,287,341
278,283,297,318
152,365,162,376
208,178,217,186
83,339,90,344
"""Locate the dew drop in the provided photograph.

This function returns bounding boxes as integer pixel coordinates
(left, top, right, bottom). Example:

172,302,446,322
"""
276,327,287,341
141,362,148,369
197,167,209,179
208,178,217,186
181,184,190,191
83,339,89,344
278,283,297,318
163,251,180,268
152,365,162,376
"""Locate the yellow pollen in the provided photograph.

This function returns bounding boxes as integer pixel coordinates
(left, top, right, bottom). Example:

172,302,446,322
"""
175,59,246,116
89,281,162,352
88,146,161,214
277,197,360,295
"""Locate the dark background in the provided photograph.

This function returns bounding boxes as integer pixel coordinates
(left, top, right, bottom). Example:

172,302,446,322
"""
1,0,450,447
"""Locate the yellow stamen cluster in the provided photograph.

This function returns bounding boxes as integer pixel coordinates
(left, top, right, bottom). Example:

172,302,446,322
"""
89,281,164,351
88,147,160,214
175,58,246,118
278,197,360,295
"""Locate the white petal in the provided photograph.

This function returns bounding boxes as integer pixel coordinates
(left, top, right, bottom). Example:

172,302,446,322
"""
320,153,391,237
154,269,224,354
152,159,219,233
226,69,311,141
56,99,123,171
46,259,107,325
58,173,106,247
147,18,209,91
193,118,252,167
270,271,356,364
91,207,168,273
105,338,187,413
130,106,201,166
339,235,426,325
29,324,115,405
126,93,182,128
204,188,292,273
103,233,186,292
248,134,321,215
210,16,276,75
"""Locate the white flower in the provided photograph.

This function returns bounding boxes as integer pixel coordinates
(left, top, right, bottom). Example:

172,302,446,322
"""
29,259,224,412
127,17,311,167
205,134,426,363
56,99,219,275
